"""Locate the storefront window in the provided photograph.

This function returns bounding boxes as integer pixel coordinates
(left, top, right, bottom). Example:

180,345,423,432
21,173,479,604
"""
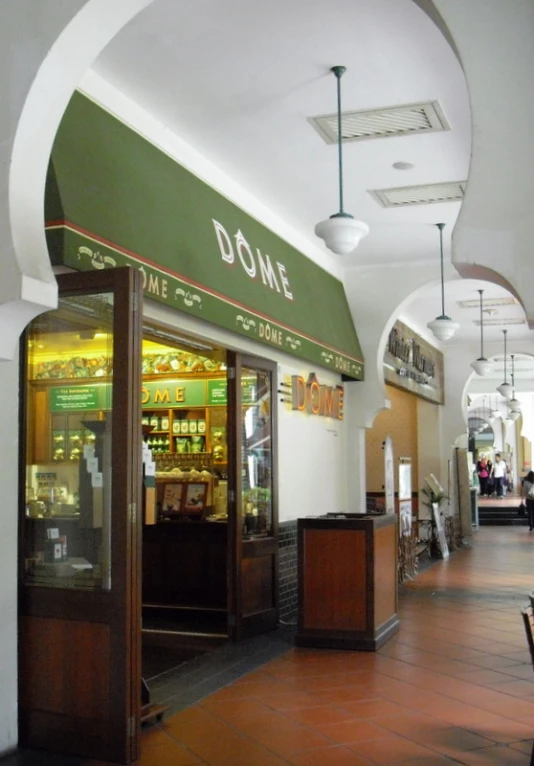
241,369,273,537
23,295,114,590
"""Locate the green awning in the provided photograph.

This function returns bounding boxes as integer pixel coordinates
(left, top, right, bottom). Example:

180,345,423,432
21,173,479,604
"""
45,92,364,380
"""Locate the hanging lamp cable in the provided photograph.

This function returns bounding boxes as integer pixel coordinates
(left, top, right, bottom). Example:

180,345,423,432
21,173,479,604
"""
437,223,446,318
332,65,347,218
478,289,484,358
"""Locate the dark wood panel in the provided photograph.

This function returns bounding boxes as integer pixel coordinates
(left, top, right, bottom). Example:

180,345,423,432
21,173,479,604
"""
374,525,398,627
19,710,119,762
241,556,274,616
142,523,227,608
65,621,110,720
302,529,367,631
19,616,110,722
19,616,65,713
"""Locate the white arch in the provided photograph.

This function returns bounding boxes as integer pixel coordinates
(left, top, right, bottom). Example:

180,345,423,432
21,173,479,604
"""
2,0,157,360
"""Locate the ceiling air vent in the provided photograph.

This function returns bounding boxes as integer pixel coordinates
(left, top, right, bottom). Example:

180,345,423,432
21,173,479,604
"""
473,318,525,327
458,297,518,309
309,101,450,144
370,181,466,208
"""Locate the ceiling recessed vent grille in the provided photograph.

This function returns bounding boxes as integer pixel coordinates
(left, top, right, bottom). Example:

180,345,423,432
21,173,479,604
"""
473,317,525,327
309,101,450,144
458,297,518,309
370,181,466,208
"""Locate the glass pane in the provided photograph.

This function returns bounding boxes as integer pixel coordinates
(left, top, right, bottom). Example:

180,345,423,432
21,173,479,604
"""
23,294,114,590
241,368,273,538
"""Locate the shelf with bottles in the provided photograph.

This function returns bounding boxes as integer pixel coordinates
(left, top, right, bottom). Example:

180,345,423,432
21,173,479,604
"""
145,434,171,454
142,408,209,455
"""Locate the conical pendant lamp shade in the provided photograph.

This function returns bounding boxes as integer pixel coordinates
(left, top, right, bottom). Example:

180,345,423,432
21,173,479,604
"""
427,224,459,341
314,66,369,255
471,289,493,376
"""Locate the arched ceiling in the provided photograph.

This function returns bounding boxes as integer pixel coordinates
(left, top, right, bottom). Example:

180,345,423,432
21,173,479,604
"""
91,0,470,268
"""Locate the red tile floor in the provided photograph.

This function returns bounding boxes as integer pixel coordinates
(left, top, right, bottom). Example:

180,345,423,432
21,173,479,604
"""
95,526,534,764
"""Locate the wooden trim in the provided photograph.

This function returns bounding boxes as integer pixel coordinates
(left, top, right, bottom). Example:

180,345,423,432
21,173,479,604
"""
226,352,238,640
228,354,279,641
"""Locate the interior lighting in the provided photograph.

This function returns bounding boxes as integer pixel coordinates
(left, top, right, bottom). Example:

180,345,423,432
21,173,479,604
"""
427,223,459,341
471,289,493,376
314,66,369,255
496,329,512,399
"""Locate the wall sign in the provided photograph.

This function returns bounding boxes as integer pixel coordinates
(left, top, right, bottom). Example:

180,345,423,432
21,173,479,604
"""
45,92,364,380
290,373,344,420
384,320,444,404
50,385,106,412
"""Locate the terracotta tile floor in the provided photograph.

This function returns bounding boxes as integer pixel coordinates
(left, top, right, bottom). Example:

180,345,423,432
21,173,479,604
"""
112,526,534,766
8,526,534,765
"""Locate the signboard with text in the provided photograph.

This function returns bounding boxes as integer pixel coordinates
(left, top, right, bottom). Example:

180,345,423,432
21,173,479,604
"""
383,320,444,404
45,92,364,380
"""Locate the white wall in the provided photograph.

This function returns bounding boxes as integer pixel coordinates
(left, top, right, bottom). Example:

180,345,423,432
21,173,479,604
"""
0,354,19,753
142,300,347,523
417,399,442,512
277,363,346,522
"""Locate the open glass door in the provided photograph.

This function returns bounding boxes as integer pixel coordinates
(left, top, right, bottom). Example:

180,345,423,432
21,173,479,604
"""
19,268,143,764
228,354,278,640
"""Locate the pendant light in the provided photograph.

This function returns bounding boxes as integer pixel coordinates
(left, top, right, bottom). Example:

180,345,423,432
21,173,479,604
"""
427,223,459,341
314,66,369,255
471,289,493,376
491,395,501,419
509,353,521,414
497,329,512,398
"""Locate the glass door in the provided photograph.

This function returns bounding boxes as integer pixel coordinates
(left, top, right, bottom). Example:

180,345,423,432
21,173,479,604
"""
19,268,143,764
228,354,278,640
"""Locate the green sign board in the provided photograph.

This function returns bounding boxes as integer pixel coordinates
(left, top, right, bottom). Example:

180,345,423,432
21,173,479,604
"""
142,379,207,409
45,92,364,381
50,386,102,412
50,379,228,413
208,379,227,406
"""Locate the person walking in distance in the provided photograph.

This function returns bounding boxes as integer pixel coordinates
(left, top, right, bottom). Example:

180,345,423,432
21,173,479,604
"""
521,471,534,531
476,456,490,497
492,454,507,498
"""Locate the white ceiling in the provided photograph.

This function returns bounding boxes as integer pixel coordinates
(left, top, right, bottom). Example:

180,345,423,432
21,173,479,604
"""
92,0,470,269
401,278,529,346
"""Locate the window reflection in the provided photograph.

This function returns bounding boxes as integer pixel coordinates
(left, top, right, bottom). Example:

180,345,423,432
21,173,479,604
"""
241,369,272,538
23,295,114,590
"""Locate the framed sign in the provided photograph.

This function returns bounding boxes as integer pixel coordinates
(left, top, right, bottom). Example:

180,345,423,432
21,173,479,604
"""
384,320,444,404
161,482,184,514
183,482,209,514
384,436,395,515
398,458,412,537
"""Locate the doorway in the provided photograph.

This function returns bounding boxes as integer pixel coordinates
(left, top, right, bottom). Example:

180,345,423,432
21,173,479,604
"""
19,268,279,762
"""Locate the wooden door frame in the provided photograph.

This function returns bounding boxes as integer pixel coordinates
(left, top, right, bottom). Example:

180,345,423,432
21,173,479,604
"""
18,267,143,764
227,353,279,641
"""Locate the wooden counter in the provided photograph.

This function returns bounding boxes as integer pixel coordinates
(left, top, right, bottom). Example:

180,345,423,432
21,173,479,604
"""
296,513,399,651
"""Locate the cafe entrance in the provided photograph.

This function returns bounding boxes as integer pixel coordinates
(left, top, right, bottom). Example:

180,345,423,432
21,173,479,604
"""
19,267,279,763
